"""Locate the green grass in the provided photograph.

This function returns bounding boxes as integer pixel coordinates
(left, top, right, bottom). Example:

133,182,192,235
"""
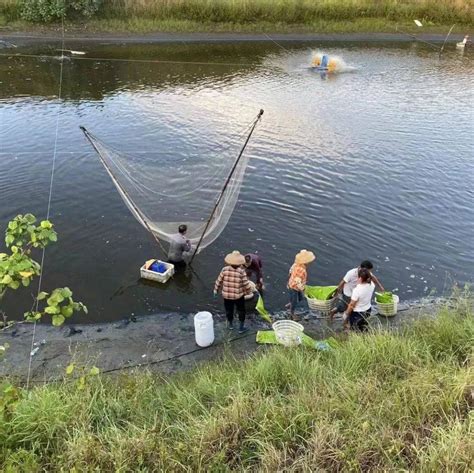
0,0,472,33
58,18,474,34
1,298,473,471
101,0,474,25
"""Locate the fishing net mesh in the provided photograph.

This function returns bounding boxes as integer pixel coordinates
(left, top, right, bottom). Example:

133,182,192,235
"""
82,118,257,253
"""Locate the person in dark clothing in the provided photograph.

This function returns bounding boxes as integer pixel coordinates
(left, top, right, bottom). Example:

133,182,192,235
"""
244,253,264,291
168,224,192,267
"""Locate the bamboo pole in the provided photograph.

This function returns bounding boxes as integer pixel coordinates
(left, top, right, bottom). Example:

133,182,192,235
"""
439,24,455,58
189,109,264,264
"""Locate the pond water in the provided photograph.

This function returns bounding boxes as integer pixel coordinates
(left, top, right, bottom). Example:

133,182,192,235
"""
1,39,473,323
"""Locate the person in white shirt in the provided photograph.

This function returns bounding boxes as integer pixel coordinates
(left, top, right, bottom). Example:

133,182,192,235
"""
343,268,375,331
330,260,384,320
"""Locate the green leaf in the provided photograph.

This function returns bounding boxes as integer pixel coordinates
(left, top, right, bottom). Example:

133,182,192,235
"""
61,287,72,298
1,275,12,285
8,221,18,230
5,234,14,246
21,278,30,287
45,306,60,315
61,306,74,318
37,291,48,301
52,314,65,326
25,214,36,224
8,281,20,290
89,366,100,376
24,311,42,321
66,364,75,375
40,220,52,229
47,294,64,306
10,246,18,254
0,253,7,260
49,233,58,242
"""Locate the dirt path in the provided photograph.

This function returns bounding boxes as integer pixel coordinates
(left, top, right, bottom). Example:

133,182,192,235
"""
0,299,450,383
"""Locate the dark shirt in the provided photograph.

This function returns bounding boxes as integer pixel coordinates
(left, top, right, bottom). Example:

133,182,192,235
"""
245,253,263,282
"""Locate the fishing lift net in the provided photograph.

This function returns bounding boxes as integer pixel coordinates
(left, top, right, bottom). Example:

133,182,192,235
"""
80,110,263,256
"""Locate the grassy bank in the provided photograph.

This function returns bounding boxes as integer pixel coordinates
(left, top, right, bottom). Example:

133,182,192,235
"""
1,300,473,471
0,0,473,33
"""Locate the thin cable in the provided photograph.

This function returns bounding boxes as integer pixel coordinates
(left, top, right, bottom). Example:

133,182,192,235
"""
25,16,66,390
394,27,441,50
263,33,292,53
0,52,258,68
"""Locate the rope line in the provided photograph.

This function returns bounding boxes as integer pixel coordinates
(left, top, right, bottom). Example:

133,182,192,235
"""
263,33,292,53
0,52,258,68
25,17,66,390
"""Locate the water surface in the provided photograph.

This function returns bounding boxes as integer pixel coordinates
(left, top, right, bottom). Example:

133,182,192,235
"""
1,40,473,322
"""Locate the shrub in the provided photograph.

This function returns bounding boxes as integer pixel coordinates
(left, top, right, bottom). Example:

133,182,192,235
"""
19,0,102,22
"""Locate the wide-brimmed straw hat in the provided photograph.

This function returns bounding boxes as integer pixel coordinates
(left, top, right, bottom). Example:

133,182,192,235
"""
225,250,246,266
294,249,316,265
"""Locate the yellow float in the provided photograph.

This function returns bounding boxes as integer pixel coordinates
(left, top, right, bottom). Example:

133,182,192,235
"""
311,54,337,72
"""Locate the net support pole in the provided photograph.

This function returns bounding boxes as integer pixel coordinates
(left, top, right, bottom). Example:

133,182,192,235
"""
79,126,168,258
439,24,455,58
189,109,264,265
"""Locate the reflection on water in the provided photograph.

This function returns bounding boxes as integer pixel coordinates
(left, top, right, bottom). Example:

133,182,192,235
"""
0,40,473,322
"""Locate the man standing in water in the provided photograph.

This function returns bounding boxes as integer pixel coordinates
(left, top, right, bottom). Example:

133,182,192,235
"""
168,224,192,267
330,260,384,320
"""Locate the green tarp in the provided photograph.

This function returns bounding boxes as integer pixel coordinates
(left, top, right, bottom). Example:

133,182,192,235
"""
304,285,338,300
256,294,272,323
376,291,394,303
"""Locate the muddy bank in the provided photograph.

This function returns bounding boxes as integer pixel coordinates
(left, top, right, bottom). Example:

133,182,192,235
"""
0,298,456,383
0,32,470,47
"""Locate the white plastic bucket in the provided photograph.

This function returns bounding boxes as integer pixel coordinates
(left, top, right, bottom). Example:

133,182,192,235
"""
194,311,214,347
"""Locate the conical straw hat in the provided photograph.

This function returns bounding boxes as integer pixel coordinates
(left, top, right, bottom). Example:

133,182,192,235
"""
295,249,316,264
225,250,246,266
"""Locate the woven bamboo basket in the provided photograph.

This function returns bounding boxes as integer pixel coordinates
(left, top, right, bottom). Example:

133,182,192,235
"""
376,295,399,317
272,320,304,347
305,295,337,315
